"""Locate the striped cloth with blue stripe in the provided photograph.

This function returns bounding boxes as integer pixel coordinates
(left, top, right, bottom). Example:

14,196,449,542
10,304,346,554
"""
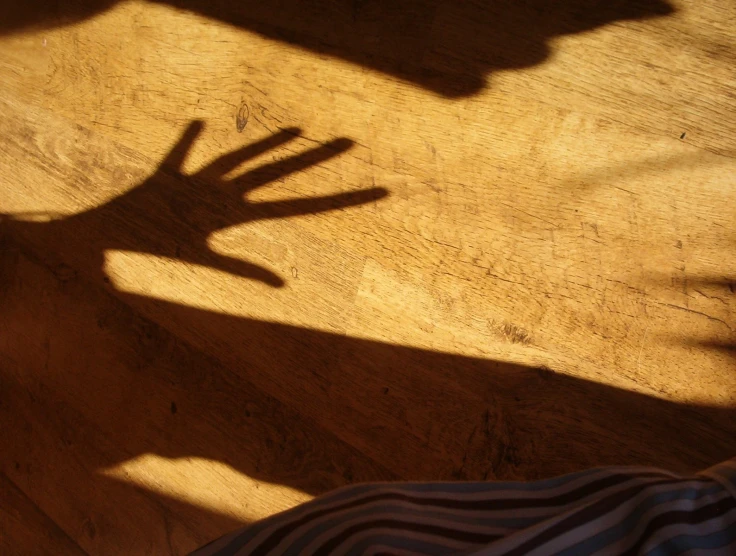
192,459,736,555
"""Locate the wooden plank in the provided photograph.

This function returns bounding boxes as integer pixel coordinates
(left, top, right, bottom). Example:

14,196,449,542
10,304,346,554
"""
0,371,213,554
0,472,86,556
0,236,394,553
1,105,733,485
1,0,736,552
1,0,734,154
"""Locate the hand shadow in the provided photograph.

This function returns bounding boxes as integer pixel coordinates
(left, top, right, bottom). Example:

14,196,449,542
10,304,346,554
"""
2,120,388,288
2,120,736,553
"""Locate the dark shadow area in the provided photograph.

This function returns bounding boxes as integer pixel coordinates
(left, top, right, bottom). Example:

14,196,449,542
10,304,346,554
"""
1,0,674,96
1,122,734,550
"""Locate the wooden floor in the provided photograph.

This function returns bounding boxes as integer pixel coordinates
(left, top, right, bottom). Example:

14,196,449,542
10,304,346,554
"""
1,0,735,552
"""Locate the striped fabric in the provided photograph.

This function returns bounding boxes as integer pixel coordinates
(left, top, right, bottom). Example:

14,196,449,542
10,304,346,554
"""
192,459,736,555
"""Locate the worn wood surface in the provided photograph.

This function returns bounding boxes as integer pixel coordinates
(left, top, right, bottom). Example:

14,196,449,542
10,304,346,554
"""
0,471,86,555
1,0,735,552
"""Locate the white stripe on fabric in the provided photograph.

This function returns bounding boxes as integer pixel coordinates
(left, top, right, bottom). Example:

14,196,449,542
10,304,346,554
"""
639,502,736,553
262,473,667,556
242,468,672,555
596,484,728,554
470,475,679,556
590,483,732,555
320,480,664,553
334,527,473,556
296,509,511,555
527,478,718,556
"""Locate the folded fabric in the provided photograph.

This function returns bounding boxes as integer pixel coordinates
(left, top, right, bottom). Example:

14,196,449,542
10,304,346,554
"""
193,459,736,555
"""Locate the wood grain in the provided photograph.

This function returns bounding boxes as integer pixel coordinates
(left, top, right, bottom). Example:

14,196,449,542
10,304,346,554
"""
0,236,394,553
0,0,735,553
0,472,86,555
